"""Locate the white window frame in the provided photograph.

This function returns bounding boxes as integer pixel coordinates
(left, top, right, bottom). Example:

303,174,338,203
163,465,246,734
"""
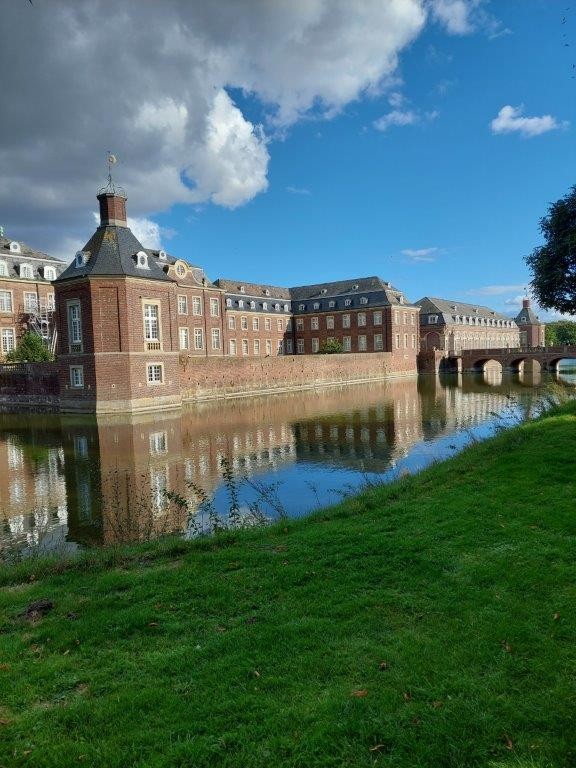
143,301,161,350
342,336,351,352
211,328,221,350
296,318,304,331
373,311,382,326
194,327,204,350
241,316,248,330
326,316,334,330
210,298,220,317
358,335,367,351
357,313,366,327
24,292,38,312
342,314,351,329
192,297,202,316
285,338,293,354
311,317,319,330
265,318,271,331
229,339,237,356
0,261,7,277
242,339,249,356
179,327,190,350
266,339,272,355
20,263,34,279
277,319,283,331
44,266,57,281
374,334,383,351
254,339,260,356
252,317,260,331
297,339,305,354
67,300,82,351
69,365,84,388
0,290,13,313
311,338,319,353
428,315,438,324
1,328,16,354
146,363,164,385
228,315,236,330
178,295,188,315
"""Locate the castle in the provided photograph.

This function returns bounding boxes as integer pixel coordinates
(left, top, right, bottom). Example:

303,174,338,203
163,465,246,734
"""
0,187,545,413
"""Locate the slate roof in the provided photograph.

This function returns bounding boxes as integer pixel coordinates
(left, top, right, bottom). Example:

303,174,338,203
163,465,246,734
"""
55,225,171,282
514,304,541,325
0,235,65,281
289,276,406,302
0,235,64,264
214,278,291,300
415,297,513,323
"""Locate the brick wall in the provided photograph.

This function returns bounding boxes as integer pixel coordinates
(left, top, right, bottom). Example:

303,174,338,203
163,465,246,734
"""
180,351,417,401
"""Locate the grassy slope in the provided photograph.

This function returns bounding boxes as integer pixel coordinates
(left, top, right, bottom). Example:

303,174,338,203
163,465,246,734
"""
1,403,575,768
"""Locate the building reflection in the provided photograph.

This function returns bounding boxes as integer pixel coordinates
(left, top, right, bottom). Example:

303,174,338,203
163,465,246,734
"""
0,372,548,553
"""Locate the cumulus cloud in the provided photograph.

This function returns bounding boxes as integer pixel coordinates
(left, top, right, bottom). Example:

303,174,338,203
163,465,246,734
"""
401,247,439,262
1,0,436,256
373,108,438,132
490,105,567,138
430,0,508,38
127,218,163,250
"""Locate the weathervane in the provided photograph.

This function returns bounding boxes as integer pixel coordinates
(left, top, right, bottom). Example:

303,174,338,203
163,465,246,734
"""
98,152,126,197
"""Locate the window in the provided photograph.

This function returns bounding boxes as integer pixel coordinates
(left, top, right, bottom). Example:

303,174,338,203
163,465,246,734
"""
313,302,320,310
9,241,21,253
373,311,382,326
404,333,408,348
254,339,260,355
179,327,190,350
403,312,408,324
178,295,188,315
360,297,368,305
175,263,186,277
24,292,38,312
226,298,232,307
0,291,13,313
343,336,351,352
312,338,319,353
228,315,236,330
297,339,305,354
285,339,293,354
67,302,82,349
311,317,319,330
428,315,438,324
70,365,84,388
412,334,416,349
143,303,160,342
394,311,400,324
342,314,351,329
344,299,351,307
374,334,383,351
46,293,55,311
238,299,244,309
250,301,256,309
328,300,335,308
277,319,283,331
147,363,163,384
241,316,248,330
264,289,270,296
210,298,220,317
1,328,15,354
395,333,400,349
284,304,289,312
286,319,292,331
277,340,284,354
298,304,305,311
192,297,202,315
229,339,237,356
266,339,272,355
239,285,245,293
265,318,271,331
137,251,149,269
252,317,259,331
262,302,268,310
158,250,167,261
411,313,415,325
0,261,7,277
242,339,249,356
274,303,280,311
358,335,367,351
44,266,56,281
211,328,221,350
194,328,204,350
20,263,34,279
75,251,88,269
358,313,366,327
296,318,304,331
326,316,334,330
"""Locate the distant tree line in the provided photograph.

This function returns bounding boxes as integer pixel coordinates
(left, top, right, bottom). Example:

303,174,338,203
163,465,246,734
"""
545,321,576,346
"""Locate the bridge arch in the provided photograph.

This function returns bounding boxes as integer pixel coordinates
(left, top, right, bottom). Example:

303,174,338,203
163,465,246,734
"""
469,357,503,374
547,356,576,372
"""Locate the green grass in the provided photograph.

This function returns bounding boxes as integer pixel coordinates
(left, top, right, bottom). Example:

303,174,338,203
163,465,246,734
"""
1,402,576,767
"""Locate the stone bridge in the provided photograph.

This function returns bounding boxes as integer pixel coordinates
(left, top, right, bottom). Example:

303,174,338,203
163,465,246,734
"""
458,346,576,373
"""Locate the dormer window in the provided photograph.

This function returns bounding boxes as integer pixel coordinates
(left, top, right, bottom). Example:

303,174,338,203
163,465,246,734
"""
0,260,7,277
239,286,245,293
262,302,268,310
158,250,167,261
175,262,186,277
283,304,289,312
397,295,404,305
250,300,256,309
264,289,270,296
353,284,359,290
136,251,149,270
298,304,305,311
321,288,327,294
274,303,280,311
238,299,244,308
44,266,57,281
344,299,351,307
75,251,89,268
226,298,232,307
20,263,34,279
360,297,368,305
328,300,335,308
313,302,320,309
9,241,21,254
428,315,438,324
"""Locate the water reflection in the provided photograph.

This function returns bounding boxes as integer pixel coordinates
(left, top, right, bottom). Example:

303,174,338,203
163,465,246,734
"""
0,371,571,554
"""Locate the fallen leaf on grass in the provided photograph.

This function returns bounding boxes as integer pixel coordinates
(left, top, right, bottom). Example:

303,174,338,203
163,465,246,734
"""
503,734,514,751
0,664,10,671
403,692,412,702
351,689,368,698
553,612,560,621
431,700,443,709
148,622,159,627
379,661,389,671
215,626,227,632
501,641,512,653
369,744,386,753
0,717,12,726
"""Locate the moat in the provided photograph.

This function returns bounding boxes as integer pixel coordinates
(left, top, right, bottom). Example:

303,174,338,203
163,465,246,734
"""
1,368,574,557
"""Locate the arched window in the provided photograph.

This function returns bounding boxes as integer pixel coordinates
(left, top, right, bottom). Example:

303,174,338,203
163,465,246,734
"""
136,251,149,269
43,266,57,281
0,260,8,277
250,301,256,309
158,250,167,261
262,302,268,310
20,263,34,279
9,241,21,254
75,251,88,268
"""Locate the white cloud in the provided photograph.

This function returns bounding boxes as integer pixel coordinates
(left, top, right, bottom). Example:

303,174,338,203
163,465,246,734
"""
490,105,567,138
373,109,420,131
401,247,439,262
286,186,311,196
467,284,526,296
127,217,163,250
388,91,407,108
430,0,478,35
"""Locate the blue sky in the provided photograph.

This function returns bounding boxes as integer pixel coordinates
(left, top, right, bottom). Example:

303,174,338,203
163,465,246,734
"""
153,1,575,316
2,0,574,318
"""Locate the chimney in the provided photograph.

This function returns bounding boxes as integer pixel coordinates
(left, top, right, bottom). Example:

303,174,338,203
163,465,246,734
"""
97,192,127,227
522,298,530,309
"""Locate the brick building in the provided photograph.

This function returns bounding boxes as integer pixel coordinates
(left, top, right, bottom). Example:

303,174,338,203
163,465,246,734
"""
514,298,545,347
417,297,520,353
52,187,421,412
0,234,66,359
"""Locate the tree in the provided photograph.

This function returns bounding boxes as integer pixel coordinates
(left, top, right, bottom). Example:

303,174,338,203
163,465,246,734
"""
545,320,576,346
318,339,343,354
5,331,53,362
525,185,576,314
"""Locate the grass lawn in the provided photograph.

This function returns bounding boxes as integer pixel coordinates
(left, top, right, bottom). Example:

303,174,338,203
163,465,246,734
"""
1,401,575,767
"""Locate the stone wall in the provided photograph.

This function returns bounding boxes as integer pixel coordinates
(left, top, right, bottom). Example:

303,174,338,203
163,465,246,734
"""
179,351,417,402
0,362,60,411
